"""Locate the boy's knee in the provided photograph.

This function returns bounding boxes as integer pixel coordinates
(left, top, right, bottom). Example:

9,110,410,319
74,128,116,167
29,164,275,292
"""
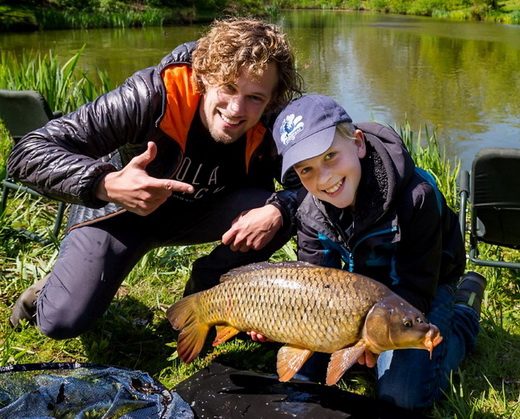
378,383,435,411
376,350,441,410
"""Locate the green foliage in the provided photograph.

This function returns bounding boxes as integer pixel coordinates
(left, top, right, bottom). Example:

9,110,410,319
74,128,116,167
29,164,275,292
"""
0,49,112,246
2,0,519,30
0,122,10,178
0,5,38,31
36,7,168,29
399,123,460,210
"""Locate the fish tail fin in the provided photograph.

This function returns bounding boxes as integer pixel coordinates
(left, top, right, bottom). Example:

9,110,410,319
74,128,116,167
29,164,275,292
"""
167,295,209,363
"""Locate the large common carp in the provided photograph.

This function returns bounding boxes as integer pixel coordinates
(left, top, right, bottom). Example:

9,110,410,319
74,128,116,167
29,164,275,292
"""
167,261,442,385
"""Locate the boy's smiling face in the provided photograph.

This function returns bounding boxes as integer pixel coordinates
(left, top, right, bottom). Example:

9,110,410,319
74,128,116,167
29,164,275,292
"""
293,129,366,208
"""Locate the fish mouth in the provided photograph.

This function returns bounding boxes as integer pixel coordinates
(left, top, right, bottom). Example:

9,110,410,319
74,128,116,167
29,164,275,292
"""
423,324,443,359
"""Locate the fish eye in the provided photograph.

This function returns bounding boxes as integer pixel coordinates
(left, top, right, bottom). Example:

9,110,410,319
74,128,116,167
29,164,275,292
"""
403,318,413,328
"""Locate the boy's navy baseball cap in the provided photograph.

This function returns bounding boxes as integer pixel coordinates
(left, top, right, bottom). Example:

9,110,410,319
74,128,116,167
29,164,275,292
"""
273,94,352,181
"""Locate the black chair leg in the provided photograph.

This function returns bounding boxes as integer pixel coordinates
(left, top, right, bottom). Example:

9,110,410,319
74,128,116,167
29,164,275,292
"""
1,182,9,215
52,202,66,239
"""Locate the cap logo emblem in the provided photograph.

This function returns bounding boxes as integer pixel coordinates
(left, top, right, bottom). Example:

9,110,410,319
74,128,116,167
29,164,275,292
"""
279,113,304,145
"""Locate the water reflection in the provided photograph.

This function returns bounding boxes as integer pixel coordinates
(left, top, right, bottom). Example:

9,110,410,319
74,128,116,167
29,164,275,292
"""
284,11,520,166
1,11,519,168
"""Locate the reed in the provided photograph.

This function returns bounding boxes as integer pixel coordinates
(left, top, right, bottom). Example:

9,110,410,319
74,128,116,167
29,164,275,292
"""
0,48,113,113
36,9,167,30
399,122,460,210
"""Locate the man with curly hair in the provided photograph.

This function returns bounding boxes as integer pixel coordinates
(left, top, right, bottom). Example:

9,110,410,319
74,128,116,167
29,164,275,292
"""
8,18,304,339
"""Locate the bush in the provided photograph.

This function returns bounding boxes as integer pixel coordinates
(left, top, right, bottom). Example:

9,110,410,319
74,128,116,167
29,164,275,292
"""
0,6,38,31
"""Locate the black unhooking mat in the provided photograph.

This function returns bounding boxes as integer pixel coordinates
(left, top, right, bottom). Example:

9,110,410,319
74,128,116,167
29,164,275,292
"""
175,362,427,419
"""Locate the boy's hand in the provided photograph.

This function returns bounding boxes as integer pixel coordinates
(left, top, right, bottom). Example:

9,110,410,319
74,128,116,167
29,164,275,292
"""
247,331,272,343
96,142,194,215
222,204,283,252
357,349,378,368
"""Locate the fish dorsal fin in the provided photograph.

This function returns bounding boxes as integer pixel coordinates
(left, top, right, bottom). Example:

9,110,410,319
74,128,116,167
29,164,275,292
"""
212,325,240,346
220,261,318,283
326,342,366,386
276,345,314,382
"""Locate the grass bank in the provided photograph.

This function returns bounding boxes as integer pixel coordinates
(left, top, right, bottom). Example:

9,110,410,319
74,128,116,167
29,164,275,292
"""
0,0,267,31
1,0,520,31
281,0,520,25
1,50,519,417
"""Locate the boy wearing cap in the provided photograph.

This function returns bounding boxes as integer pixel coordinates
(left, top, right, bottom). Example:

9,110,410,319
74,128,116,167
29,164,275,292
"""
267,94,486,410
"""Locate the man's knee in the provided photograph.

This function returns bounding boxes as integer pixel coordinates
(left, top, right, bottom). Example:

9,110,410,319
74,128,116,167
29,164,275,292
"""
183,256,222,296
37,299,92,339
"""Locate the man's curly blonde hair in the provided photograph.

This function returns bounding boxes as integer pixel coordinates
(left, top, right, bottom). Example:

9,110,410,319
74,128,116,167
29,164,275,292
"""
192,18,303,112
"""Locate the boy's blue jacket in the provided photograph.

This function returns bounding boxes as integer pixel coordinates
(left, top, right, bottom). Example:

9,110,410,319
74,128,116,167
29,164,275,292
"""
293,122,465,313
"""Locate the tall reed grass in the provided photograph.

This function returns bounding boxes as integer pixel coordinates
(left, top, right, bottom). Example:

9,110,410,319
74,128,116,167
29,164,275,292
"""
0,48,113,114
35,9,167,30
399,122,460,210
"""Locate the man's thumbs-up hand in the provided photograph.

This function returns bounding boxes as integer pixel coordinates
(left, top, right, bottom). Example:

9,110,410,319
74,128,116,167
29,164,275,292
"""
96,141,194,215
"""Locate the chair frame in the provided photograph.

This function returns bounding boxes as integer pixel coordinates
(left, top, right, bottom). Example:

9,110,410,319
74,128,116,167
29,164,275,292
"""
459,148,520,270
0,89,66,244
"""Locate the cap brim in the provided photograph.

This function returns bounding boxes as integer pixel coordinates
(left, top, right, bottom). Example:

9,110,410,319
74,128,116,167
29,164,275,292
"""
281,125,337,181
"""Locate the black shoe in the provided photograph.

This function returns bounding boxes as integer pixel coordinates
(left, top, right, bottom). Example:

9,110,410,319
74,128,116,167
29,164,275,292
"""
9,276,48,328
454,272,487,315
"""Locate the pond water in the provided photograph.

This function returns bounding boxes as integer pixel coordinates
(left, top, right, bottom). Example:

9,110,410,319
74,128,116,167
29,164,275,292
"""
1,11,519,169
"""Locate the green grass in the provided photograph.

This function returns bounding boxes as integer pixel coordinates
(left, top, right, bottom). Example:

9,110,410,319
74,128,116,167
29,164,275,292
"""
1,50,519,417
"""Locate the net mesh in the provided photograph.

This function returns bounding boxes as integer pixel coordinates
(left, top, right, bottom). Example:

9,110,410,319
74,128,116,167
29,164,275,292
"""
0,363,193,418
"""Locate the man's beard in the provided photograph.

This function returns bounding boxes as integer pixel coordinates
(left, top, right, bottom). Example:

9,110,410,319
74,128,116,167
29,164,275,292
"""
208,126,241,145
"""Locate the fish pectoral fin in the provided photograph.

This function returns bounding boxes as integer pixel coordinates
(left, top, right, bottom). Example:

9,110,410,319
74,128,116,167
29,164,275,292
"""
326,343,367,386
177,322,210,364
276,345,313,382
213,325,240,346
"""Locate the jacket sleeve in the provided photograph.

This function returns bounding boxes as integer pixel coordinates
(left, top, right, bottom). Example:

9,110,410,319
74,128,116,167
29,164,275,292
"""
392,180,445,313
293,194,343,268
266,186,307,233
262,147,308,229
7,67,163,208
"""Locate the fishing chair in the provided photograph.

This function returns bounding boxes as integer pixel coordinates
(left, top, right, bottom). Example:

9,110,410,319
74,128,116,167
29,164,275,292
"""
459,147,520,269
0,89,66,244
